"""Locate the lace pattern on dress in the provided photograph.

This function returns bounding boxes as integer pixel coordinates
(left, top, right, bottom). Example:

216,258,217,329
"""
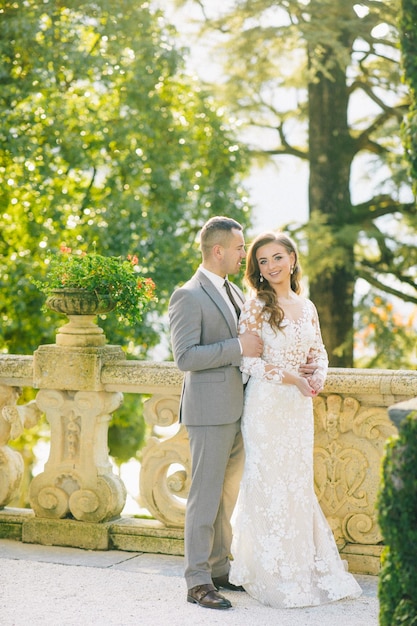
229,296,362,607
239,297,328,384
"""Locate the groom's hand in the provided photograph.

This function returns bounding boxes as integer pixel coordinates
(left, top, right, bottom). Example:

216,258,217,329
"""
239,331,263,358
299,362,317,377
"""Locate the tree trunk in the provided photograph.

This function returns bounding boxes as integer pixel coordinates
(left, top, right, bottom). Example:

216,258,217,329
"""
307,14,356,366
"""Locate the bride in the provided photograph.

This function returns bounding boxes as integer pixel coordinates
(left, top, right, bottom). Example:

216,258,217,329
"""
229,231,362,608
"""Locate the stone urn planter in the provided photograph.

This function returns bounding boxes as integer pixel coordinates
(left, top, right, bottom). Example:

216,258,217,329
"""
46,288,115,347
46,288,116,317
35,249,156,347
33,246,157,324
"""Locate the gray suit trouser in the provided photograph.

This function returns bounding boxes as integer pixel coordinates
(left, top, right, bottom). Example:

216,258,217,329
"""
184,421,245,589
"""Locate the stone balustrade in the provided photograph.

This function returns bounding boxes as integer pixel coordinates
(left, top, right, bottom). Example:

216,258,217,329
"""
0,345,416,575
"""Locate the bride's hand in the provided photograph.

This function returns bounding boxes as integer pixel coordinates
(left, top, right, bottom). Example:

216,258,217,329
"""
295,376,318,397
307,375,325,393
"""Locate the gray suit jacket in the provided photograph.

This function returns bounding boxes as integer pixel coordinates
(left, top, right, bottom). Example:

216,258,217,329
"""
169,269,244,426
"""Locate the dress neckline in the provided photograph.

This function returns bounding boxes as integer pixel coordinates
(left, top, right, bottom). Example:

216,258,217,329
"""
281,299,309,326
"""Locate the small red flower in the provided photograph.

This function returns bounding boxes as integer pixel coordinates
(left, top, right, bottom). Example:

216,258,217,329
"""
128,254,139,265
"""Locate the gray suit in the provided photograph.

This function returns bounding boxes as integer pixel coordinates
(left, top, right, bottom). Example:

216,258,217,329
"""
169,268,245,588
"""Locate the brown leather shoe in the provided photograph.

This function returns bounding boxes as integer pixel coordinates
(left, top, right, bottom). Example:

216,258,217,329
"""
212,575,245,592
187,584,232,609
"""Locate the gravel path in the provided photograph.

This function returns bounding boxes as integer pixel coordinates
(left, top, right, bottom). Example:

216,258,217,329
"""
0,540,379,626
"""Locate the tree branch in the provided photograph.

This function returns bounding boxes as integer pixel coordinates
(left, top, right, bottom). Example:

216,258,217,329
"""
253,146,308,159
351,195,416,222
349,80,407,119
356,267,417,304
79,167,97,214
243,115,308,159
352,106,407,154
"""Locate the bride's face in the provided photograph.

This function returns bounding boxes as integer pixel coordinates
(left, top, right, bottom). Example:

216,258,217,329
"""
256,242,295,285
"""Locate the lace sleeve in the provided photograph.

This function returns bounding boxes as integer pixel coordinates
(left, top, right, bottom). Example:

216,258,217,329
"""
308,301,328,387
239,299,283,383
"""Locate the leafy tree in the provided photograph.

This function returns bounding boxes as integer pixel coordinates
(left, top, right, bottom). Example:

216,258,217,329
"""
0,0,253,473
0,0,251,356
108,394,147,465
354,294,416,368
172,0,417,366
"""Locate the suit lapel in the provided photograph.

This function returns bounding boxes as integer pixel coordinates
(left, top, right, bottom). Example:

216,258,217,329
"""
196,270,238,335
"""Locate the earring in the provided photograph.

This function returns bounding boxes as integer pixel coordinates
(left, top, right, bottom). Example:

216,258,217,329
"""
259,274,264,283
290,266,294,275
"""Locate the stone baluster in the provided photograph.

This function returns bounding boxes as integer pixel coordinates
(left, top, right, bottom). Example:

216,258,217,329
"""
29,389,125,522
139,394,190,527
0,385,42,507
32,306,128,523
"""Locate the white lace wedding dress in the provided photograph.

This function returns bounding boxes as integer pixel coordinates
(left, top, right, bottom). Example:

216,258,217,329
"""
229,297,362,608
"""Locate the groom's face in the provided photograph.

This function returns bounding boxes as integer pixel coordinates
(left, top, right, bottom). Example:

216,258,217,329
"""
222,228,246,276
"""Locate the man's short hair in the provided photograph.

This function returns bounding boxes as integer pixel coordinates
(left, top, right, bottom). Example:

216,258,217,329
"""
200,216,243,258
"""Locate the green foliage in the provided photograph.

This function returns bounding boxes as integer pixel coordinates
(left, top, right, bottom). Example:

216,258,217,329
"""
108,394,147,465
378,411,417,625
289,213,358,281
0,0,251,470
0,0,251,356
354,293,416,368
34,247,156,325
378,547,402,626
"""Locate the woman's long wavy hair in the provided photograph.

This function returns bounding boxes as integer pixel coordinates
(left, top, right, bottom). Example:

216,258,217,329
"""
245,232,302,332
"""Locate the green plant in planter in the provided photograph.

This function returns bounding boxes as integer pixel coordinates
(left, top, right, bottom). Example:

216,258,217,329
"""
377,410,417,626
35,245,157,325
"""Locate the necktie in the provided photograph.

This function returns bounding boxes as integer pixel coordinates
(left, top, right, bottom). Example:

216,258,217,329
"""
224,280,241,319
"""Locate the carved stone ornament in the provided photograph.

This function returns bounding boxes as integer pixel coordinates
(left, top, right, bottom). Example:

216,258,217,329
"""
313,394,397,547
139,394,190,527
0,385,42,507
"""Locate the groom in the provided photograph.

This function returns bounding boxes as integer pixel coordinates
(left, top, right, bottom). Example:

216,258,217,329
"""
169,216,263,610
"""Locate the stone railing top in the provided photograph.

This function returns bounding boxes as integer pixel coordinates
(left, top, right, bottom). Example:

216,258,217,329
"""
101,360,183,394
0,354,416,403
323,368,417,406
0,355,34,386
